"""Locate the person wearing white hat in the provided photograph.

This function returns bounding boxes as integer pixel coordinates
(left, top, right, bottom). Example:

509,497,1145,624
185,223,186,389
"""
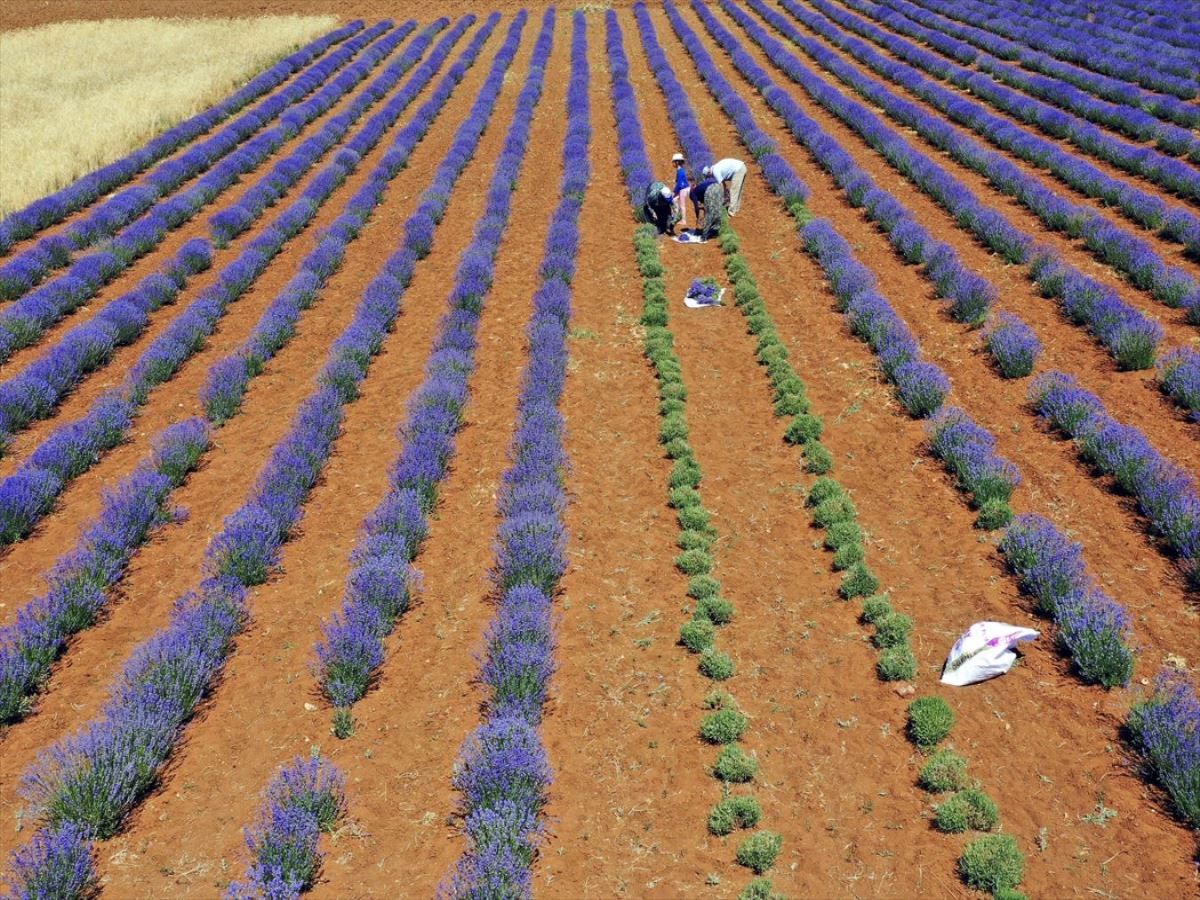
671,152,691,229
702,157,748,216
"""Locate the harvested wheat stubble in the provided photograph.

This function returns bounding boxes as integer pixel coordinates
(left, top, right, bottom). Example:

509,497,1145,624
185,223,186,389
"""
0,15,339,216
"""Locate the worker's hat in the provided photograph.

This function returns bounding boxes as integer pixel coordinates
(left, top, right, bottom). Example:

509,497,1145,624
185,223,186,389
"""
672,152,685,162
702,165,712,177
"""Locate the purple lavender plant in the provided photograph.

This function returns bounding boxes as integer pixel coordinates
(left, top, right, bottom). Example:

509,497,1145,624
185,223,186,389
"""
1128,670,1200,827
1158,348,1200,421
227,755,346,899
4,822,97,900
983,312,1041,378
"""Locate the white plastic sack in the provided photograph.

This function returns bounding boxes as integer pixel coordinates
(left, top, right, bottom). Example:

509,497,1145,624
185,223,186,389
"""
940,621,1039,686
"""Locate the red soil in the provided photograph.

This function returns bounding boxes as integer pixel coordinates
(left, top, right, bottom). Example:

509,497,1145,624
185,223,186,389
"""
1,4,1197,899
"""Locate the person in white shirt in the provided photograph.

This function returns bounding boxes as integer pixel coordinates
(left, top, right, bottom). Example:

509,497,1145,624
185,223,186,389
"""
702,158,748,216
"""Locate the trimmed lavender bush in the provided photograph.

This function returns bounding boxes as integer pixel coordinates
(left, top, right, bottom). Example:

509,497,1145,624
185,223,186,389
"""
927,406,1020,509
895,360,949,417
1128,670,1200,827
999,514,1134,686
983,312,1040,378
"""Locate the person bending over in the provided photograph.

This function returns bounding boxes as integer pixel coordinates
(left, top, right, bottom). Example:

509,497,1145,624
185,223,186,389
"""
690,176,725,240
643,181,677,235
703,157,748,216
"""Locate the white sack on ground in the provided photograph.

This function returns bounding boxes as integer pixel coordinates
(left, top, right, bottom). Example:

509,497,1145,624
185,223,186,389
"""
941,621,1040,686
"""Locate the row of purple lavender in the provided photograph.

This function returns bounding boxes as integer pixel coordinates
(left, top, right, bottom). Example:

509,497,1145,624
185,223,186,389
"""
445,12,588,894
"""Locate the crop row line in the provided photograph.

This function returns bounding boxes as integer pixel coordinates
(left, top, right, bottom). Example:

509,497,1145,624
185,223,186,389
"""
446,13,587,893
629,6,789,891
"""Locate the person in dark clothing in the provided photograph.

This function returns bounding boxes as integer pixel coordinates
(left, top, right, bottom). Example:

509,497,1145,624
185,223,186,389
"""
689,177,724,240
643,181,676,235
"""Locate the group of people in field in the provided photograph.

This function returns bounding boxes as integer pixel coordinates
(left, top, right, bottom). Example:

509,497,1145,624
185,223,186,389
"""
643,152,747,240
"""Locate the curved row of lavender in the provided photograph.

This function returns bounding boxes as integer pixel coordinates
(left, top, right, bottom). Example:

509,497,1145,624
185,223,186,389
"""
735,0,1200,318
787,0,1200,245
831,0,1199,152
0,21,365,255
0,22,410,305
0,13,495,732
4,12,533,893
920,0,1200,86
0,20,448,451
226,755,348,899
0,20,403,361
0,15,483,548
309,4,551,732
895,0,1197,99
444,13,588,895
667,0,1195,830
718,0,1181,384
873,0,1199,124
940,0,1195,83
1059,0,1200,52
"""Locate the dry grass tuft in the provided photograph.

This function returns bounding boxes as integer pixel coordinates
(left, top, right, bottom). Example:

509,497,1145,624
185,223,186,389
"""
0,15,338,216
